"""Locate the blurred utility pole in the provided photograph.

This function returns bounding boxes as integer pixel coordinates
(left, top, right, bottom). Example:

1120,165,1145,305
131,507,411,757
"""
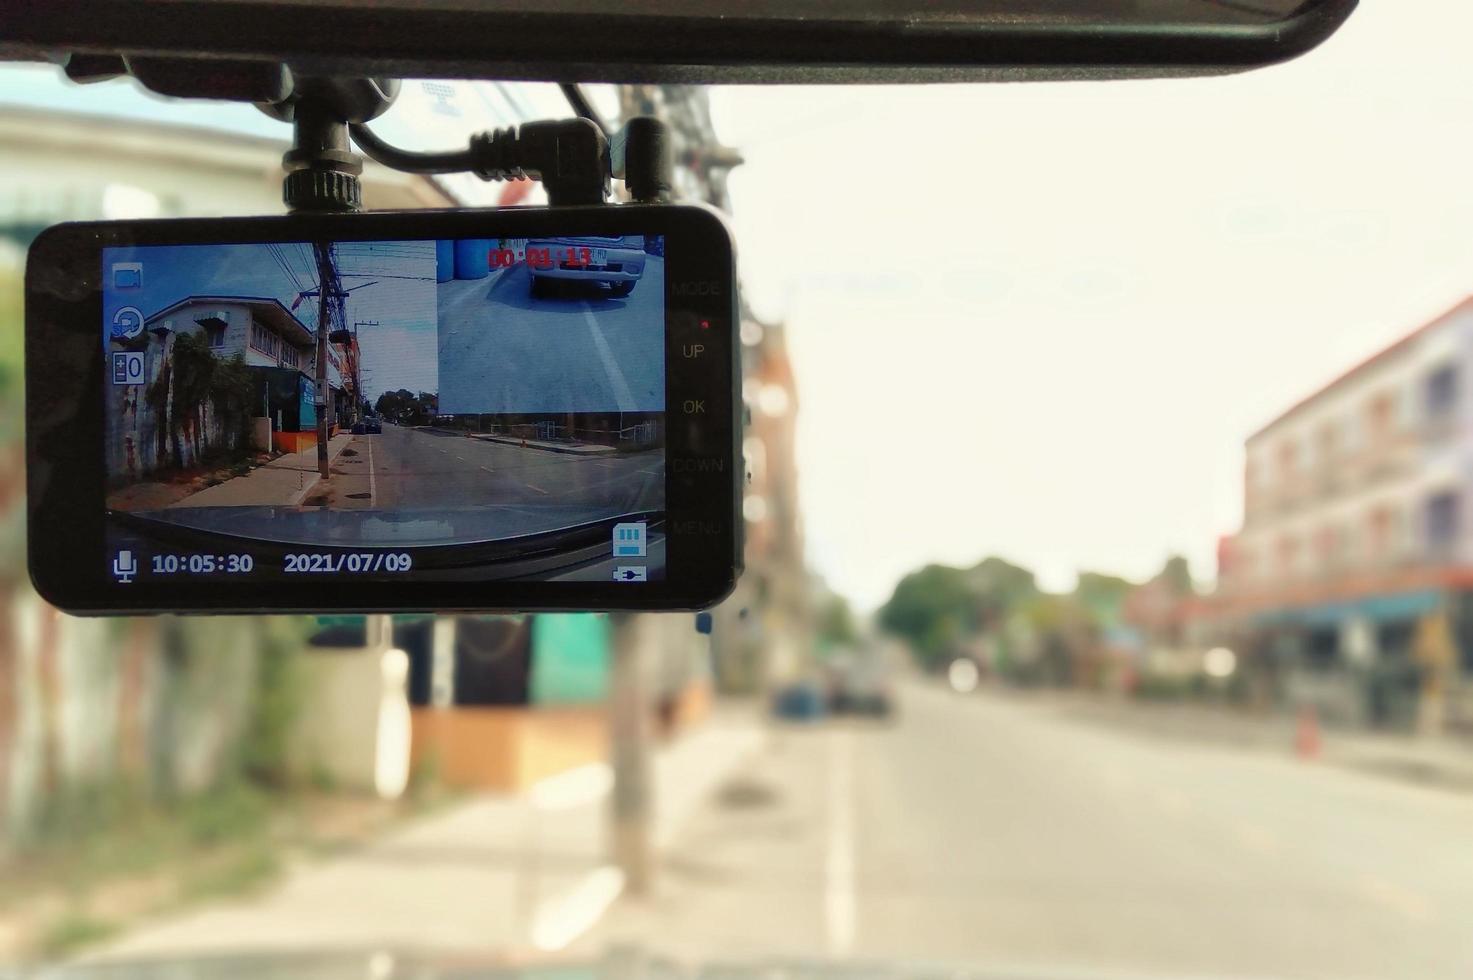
608,612,653,894
366,613,392,651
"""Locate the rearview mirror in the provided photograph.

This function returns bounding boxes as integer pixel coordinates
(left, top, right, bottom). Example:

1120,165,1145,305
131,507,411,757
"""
1,0,1359,84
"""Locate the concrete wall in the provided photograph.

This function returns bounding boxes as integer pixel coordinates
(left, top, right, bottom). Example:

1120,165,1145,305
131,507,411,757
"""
0,592,263,850
106,331,243,482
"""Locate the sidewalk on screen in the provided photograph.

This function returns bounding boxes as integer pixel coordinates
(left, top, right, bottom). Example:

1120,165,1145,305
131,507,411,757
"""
165,433,355,509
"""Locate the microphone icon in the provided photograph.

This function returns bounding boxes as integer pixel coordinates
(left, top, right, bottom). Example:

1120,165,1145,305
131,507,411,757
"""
112,550,138,584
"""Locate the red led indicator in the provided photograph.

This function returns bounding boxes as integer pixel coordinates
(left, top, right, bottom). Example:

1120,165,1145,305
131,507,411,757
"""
700,319,710,330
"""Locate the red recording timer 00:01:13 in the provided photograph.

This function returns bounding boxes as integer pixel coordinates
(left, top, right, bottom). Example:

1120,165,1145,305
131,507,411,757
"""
488,245,594,270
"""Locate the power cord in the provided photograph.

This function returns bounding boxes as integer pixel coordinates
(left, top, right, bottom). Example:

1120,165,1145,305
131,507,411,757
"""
349,118,610,206
559,81,611,136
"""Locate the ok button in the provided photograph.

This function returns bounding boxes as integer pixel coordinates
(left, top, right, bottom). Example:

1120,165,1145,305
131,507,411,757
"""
682,399,706,414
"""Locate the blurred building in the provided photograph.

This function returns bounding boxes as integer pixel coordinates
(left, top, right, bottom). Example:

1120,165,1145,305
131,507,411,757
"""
0,104,450,253
618,85,811,692
1214,296,1473,730
716,314,810,691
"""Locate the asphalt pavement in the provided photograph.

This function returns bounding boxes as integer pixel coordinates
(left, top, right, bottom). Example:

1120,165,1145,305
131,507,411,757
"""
336,423,662,516
142,424,663,547
437,259,665,416
578,681,1473,980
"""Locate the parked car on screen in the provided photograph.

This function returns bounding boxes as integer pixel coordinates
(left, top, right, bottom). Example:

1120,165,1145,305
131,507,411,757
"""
526,235,646,297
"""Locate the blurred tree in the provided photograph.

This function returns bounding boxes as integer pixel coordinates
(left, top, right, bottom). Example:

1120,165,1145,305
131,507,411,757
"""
879,556,1038,669
374,388,416,421
375,389,438,424
0,267,21,446
1016,593,1095,686
1074,571,1135,629
879,564,973,668
815,594,858,652
964,556,1038,631
1158,555,1195,596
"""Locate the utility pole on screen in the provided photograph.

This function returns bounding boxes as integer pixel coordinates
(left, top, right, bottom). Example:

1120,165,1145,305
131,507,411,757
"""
312,242,336,479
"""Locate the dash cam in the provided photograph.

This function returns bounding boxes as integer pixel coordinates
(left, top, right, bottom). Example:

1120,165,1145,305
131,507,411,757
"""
26,205,740,614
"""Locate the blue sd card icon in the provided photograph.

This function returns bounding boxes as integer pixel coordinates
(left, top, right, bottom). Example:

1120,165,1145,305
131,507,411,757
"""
111,262,142,290
612,521,647,558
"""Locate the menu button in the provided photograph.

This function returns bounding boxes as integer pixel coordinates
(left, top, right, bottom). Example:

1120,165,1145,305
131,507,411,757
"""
673,519,725,536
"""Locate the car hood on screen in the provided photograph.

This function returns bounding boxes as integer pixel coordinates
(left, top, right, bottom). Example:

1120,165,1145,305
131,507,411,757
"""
122,505,643,549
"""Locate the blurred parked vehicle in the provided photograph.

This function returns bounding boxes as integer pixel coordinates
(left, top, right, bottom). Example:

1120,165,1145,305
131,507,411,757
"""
824,649,895,718
771,677,826,722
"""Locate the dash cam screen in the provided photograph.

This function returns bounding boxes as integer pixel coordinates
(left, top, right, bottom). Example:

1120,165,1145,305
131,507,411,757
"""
99,236,666,585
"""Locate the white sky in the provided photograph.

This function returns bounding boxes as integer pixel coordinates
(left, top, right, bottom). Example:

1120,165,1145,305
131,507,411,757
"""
708,1,1473,609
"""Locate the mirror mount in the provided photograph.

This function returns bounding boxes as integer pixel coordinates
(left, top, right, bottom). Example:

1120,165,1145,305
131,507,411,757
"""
263,78,400,214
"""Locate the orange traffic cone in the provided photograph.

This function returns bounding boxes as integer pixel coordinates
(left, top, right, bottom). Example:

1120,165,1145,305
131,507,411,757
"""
1295,704,1321,760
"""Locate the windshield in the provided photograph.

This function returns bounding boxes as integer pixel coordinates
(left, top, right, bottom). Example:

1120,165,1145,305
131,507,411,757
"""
5,5,1473,979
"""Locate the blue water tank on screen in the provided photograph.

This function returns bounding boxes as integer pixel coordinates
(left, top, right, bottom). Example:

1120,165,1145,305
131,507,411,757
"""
453,239,492,280
435,240,455,283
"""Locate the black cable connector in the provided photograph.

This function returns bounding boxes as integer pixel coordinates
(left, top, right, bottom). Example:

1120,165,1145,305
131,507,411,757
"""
348,111,678,209
612,117,673,203
349,118,609,206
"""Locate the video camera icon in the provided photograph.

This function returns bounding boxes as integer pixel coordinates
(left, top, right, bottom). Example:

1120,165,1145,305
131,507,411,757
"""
111,262,143,290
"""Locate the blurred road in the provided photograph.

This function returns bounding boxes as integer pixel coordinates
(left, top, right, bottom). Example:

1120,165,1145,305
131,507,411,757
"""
437,259,665,415
581,681,1473,980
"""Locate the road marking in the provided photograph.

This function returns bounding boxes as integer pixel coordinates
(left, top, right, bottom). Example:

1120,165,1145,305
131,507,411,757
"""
480,465,494,473
367,438,377,506
525,483,549,495
581,303,636,412
825,727,856,955
456,455,466,461
530,865,625,952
